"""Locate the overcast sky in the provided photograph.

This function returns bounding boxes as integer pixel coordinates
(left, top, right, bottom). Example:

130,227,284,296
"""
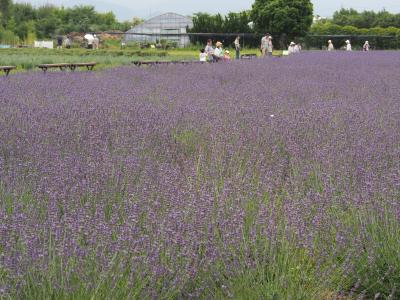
21,0,400,21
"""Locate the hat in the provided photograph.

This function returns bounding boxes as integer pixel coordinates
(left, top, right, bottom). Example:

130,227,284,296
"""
365,41,369,44
328,40,332,43
225,50,230,54
345,40,350,44
216,41,222,47
290,42,295,46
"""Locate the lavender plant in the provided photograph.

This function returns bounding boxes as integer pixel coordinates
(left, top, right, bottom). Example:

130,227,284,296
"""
0,51,399,299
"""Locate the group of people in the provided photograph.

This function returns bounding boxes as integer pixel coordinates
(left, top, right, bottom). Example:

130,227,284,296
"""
260,33,274,56
56,35,71,49
55,34,100,50
199,35,373,62
200,39,234,62
288,41,302,54
327,40,370,51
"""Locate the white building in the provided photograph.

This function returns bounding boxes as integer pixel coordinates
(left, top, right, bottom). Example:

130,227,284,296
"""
124,13,193,48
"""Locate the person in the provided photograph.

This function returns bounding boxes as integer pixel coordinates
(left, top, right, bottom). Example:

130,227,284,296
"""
205,39,214,62
294,43,301,54
64,36,71,49
212,41,224,62
260,33,269,57
224,50,231,62
57,35,63,49
327,40,334,51
93,34,99,50
86,36,93,49
199,49,207,62
234,36,240,59
345,40,352,51
288,41,296,54
363,41,370,51
267,36,273,56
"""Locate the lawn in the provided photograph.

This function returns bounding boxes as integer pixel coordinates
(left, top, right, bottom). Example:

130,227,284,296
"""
0,52,399,299
0,47,262,72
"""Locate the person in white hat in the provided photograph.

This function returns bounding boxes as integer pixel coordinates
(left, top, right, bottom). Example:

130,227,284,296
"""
327,40,334,51
288,41,296,54
212,41,224,62
345,40,352,51
363,41,370,51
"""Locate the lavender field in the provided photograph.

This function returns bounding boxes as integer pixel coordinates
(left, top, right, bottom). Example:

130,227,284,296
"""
1,52,399,299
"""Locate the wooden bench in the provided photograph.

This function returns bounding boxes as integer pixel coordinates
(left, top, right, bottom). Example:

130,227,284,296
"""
38,63,70,72
241,54,258,59
38,62,96,72
0,66,16,76
69,62,96,71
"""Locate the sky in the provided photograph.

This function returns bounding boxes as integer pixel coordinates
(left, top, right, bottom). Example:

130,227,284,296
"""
22,0,400,21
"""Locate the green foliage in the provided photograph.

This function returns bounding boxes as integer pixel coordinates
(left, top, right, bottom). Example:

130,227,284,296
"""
251,0,313,40
0,48,195,71
0,0,12,27
0,0,140,42
332,8,400,29
307,22,400,49
0,27,19,45
188,11,254,46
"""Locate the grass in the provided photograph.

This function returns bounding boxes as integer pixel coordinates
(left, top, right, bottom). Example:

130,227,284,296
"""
0,47,264,72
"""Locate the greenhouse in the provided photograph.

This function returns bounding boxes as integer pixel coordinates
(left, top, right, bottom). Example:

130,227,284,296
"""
124,13,193,47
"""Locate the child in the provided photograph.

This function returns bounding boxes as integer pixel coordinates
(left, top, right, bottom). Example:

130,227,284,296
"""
224,50,231,62
199,49,207,62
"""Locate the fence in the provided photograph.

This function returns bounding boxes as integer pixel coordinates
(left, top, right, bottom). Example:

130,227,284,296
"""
116,32,400,50
304,35,400,50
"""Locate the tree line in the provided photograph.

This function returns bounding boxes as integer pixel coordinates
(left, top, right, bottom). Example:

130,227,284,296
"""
0,0,141,43
188,0,313,47
1,0,400,49
188,4,400,49
309,9,400,49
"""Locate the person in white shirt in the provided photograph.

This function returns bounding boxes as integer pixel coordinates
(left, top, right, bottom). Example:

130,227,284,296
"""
327,40,334,51
260,33,269,57
234,36,240,59
93,34,100,50
212,41,224,62
363,41,370,51
345,40,352,51
294,43,300,54
288,42,296,54
199,49,207,62
204,39,214,62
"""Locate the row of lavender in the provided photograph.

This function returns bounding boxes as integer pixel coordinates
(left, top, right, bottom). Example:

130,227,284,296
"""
1,52,399,298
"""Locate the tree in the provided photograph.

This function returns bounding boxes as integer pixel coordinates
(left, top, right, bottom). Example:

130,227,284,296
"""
331,8,400,29
0,0,12,27
251,0,313,41
131,17,144,27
